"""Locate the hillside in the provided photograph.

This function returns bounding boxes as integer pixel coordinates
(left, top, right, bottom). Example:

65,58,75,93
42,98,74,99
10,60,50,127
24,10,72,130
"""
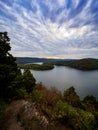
16,57,67,64
1,86,98,130
1,100,49,130
17,57,98,71
18,62,54,70
54,58,98,70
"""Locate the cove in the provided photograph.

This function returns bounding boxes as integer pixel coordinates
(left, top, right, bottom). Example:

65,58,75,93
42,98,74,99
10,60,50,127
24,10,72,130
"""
30,66,98,99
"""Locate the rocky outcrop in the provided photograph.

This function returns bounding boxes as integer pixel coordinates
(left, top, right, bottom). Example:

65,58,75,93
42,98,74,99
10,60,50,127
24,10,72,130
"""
21,100,49,128
3,100,49,130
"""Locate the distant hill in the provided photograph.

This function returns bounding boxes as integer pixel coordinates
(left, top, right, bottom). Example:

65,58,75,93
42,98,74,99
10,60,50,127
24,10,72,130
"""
16,57,98,71
16,57,71,64
55,58,98,70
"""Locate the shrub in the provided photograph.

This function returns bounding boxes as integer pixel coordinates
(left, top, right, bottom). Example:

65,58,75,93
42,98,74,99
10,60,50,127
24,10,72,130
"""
64,86,80,107
22,69,36,93
77,109,95,130
56,100,79,124
45,87,62,106
83,95,98,112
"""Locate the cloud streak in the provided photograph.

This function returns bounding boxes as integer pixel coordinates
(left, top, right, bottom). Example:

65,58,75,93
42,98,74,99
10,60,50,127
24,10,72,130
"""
0,0,98,59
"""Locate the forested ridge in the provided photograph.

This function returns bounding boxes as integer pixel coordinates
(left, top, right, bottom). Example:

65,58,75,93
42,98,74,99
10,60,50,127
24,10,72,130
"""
16,57,65,64
18,62,54,70
54,58,98,70
1,32,98,130
17,57,98,71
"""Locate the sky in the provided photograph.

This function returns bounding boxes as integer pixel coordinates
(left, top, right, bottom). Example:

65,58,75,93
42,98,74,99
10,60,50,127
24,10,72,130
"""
0,0,98,59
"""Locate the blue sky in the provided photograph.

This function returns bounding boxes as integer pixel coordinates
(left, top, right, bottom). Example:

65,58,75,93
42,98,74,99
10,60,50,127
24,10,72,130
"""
0,0,98,59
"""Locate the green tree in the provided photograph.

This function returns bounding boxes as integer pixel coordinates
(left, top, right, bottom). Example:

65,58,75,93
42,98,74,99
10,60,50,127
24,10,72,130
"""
22,69,36,93
64,86,80,107
0,32,20,98
56,100,95,130
83,95,98,112
56,100,79,128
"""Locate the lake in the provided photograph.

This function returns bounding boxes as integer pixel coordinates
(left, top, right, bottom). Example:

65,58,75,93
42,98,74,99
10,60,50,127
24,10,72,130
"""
30,66,98,99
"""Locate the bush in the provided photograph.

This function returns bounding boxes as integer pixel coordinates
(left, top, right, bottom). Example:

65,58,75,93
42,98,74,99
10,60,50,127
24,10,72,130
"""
0,101,7,129
55,100,96,130
45,87,62,106
77,109,95,130
83,95,98,112
16,88,29,99
22,69,36,93
32,89,46,104
56,100,79,124
0,101,6,120
64,86,80,107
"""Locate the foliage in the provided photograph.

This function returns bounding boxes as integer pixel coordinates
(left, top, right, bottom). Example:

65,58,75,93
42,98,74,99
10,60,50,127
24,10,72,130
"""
0,32,20,99
56,58,98,70
31,85,98,130
16,88,29,99
77,109,95,130
16,57,62,64
45,87,62,106
55,100,96,130
55,100,78,127
0,100,7,129
18,63,54,70
0,32,36,99
64,86,80,107
0,101,6,120
83,95,98,112
32,87,46,104
12,69,36,99
22,69,36,93
17,57,98,70
32,83,62,106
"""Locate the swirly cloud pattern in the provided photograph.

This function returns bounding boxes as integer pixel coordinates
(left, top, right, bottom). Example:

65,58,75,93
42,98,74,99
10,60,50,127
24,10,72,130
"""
0,0,98,58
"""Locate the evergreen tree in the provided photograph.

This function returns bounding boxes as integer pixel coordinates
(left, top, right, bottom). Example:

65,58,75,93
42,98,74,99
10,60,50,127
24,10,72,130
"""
23,69,36,93
0,32,19,98
64,86,80,107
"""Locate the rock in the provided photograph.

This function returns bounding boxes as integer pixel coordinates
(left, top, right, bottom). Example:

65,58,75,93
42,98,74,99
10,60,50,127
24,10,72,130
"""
3,100,49,130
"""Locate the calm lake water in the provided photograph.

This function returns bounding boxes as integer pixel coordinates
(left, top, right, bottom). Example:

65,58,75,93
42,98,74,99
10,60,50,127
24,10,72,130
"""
30,66,98,99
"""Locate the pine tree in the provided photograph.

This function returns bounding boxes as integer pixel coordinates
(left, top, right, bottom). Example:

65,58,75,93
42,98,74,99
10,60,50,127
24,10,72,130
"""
0,32,19,98
23,69,36,93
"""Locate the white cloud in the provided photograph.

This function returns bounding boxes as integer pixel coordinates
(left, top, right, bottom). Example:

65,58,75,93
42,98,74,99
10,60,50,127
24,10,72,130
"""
0,0,98,58
57,0,65,6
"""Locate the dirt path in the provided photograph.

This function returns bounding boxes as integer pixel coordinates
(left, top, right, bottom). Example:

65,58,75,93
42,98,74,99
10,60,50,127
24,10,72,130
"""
3,100,25,130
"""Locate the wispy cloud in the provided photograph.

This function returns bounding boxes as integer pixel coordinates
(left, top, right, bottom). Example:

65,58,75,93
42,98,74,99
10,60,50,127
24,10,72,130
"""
0,0,98,58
